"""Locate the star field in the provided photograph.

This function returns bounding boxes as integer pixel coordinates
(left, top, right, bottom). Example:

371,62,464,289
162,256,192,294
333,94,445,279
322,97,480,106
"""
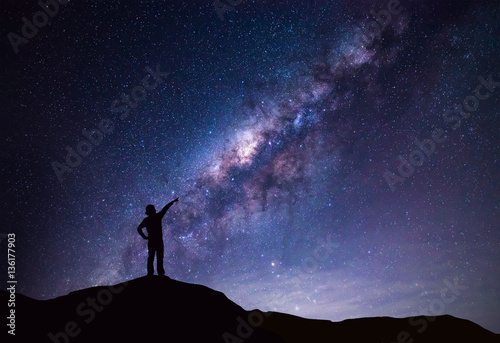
1,0,499,334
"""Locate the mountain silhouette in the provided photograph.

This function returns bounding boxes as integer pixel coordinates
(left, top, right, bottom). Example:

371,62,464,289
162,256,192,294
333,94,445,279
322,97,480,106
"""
2,276,499,342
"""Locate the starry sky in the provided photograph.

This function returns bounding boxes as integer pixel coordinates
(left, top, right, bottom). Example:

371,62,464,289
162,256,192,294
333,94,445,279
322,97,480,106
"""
1,0,499,334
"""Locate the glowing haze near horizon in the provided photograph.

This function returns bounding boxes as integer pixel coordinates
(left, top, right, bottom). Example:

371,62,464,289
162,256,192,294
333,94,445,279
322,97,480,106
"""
2,0,499,334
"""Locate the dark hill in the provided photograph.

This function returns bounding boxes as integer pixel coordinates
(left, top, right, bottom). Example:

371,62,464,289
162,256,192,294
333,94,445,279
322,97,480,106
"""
2,276,499,342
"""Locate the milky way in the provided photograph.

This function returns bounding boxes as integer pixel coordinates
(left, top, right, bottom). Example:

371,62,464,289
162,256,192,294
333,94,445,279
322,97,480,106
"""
2,0,499,334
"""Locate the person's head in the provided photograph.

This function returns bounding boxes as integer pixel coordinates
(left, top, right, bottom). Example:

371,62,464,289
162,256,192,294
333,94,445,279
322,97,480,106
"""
145,204,156,216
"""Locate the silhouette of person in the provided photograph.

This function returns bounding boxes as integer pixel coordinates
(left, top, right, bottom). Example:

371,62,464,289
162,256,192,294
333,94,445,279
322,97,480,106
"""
137,197,179,276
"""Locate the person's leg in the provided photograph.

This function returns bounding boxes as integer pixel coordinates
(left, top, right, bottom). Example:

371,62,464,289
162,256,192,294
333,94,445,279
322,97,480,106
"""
147,243,155,276
157,241,165,276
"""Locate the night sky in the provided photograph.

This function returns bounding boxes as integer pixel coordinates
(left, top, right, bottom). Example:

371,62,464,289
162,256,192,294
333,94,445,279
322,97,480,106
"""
1,0,499,334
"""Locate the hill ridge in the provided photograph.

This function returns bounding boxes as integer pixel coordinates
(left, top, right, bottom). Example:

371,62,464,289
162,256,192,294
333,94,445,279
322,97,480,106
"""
2,276,499,343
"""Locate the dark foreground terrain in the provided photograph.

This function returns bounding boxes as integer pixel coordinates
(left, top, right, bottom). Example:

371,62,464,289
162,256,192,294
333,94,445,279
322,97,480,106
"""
2,276,499,342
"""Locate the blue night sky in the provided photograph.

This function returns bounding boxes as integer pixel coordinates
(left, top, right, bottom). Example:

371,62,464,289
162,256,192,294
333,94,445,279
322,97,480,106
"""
1,0,499,334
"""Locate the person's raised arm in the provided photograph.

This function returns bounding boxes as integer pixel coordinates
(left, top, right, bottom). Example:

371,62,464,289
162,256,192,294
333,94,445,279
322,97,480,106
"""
137,222,148,240
158,197,179,218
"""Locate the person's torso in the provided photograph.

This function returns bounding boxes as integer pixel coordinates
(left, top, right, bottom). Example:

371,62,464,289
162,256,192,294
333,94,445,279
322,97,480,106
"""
144,214,163,240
